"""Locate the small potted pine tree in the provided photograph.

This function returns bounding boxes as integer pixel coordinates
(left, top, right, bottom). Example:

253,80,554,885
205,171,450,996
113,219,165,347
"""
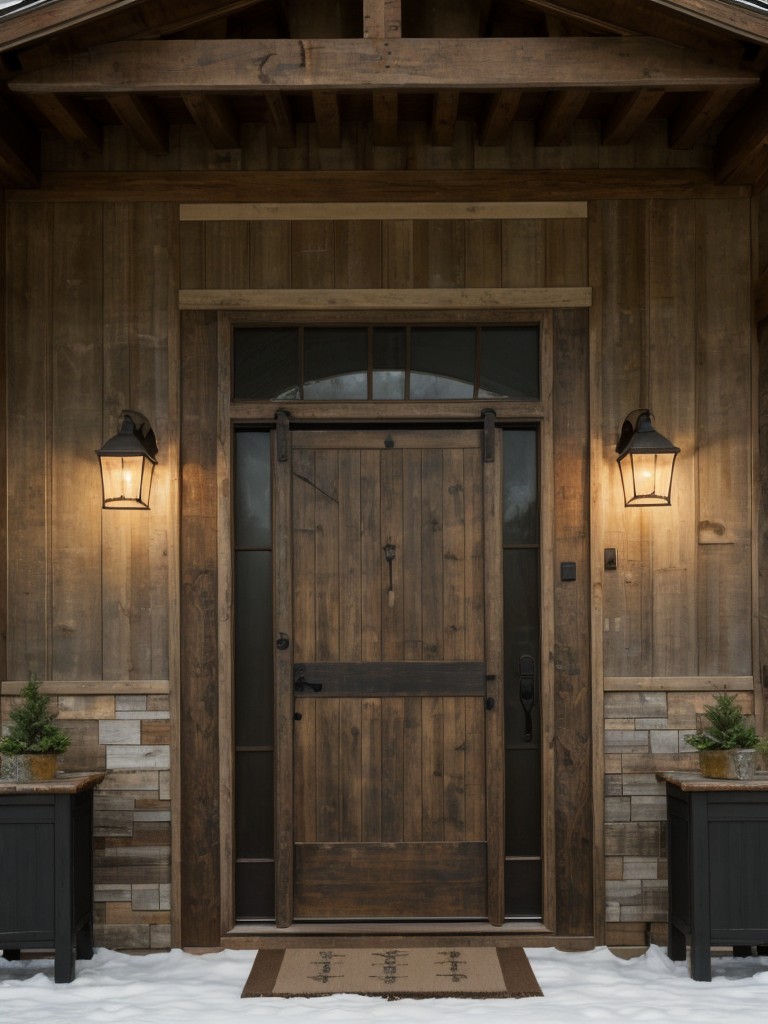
685,693,758,780
0,673,71,782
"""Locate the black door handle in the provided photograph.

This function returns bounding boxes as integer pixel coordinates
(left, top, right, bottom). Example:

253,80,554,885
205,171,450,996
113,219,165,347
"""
519,655,535,742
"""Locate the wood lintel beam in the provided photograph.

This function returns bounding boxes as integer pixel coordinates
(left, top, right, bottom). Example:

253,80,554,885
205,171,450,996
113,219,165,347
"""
8,38,759,93
6,169,750,204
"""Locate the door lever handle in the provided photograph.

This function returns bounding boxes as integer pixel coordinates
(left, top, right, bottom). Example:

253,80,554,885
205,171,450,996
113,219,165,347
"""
293,665,322,693
519,654,535,742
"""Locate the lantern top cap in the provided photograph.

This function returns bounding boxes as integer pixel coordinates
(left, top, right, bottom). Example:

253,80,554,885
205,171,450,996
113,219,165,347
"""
96,410,158,463
616,409,680,458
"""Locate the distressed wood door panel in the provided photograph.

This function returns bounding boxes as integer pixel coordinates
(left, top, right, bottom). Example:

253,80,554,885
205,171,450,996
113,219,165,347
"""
287,428,494,920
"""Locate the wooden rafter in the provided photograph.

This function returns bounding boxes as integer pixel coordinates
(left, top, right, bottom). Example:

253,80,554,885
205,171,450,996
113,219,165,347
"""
8,38,759,93
537,90,590,146
669,87,742,148
602,89,665,145
715,81,768,185
372,91,398,146
480,90,523,146
313,91,341,148
263,92,295,148
647,0,768,43
432,91,460,147
29,92,102,150
183,93,239,150
106,92,167,154
363,0,402,39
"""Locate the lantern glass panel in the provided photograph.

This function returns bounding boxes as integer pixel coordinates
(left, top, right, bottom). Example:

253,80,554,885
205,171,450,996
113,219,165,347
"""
100,454,154,509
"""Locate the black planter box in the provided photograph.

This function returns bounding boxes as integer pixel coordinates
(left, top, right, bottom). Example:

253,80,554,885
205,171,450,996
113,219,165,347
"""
0,772,104,983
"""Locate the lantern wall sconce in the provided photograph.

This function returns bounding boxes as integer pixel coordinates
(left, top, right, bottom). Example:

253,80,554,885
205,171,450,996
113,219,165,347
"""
615,409,680,507
96,410,158,510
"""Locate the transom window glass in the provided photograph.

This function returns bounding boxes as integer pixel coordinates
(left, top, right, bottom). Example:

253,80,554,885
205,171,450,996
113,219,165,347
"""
233,324,539,401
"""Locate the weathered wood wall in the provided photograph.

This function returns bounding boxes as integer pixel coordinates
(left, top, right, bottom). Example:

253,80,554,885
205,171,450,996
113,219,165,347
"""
0,119,758,951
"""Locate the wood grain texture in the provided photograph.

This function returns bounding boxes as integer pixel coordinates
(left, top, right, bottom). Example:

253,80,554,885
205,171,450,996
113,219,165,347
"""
179,309,220,946
293,842,487,919
552,307,593,937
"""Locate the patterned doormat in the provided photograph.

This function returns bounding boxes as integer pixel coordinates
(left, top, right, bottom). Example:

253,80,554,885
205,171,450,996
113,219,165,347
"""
241,946,543,999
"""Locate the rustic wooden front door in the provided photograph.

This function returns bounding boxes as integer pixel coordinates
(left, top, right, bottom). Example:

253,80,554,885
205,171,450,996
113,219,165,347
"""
274,426,504,923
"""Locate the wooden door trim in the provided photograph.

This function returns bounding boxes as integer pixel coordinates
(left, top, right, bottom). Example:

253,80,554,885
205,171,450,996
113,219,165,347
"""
219,308,560,935
483,430,505,926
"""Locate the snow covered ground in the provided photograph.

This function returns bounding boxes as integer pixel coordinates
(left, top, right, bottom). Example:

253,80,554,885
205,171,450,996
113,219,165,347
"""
1,944,767,1024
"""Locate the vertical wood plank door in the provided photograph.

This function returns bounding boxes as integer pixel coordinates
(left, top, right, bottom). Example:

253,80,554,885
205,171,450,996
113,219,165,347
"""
278,427,502,921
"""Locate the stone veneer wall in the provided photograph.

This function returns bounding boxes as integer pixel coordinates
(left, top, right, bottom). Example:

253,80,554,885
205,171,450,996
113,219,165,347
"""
1,684,172,952
603,688,755,949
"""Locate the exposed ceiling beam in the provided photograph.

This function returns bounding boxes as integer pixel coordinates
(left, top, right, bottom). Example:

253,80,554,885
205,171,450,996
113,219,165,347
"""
669,87,742,148
715,80,768,184
518,0,639,35
29,91,102,150
106,92,167,153
183,92,240,150
432,91,459,146
372,90,398,146
602,88,665,145
363,0,402,39
313,91,341,148
536,89,589,145
479,90,523,146
263,91,295,148
8,37,760,93
0,95,38,185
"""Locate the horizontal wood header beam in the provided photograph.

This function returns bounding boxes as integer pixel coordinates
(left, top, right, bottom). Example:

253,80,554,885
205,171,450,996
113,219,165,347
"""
180,287,593,311
180,200,589,221
8,37,759,93
7,169,751,202
603,675,754,692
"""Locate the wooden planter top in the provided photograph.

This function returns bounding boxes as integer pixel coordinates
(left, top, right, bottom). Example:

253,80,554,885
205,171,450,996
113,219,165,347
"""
0,770,105,795
657,770,768,792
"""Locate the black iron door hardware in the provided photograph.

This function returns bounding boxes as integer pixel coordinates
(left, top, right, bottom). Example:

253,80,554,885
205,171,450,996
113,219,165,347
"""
293,665,322,693
519,654,535,742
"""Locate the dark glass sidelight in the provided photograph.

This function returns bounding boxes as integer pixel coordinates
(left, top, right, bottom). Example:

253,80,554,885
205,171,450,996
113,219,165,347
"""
233,430,275,920
502,427,541,919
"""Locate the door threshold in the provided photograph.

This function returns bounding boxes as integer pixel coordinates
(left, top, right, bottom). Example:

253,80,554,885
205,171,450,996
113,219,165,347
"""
221,921,595,950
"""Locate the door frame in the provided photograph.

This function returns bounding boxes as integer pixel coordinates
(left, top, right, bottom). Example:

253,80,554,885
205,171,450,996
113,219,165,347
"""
216,308,557,936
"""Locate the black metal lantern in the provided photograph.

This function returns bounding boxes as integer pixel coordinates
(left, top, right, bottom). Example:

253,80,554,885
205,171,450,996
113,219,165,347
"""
616,409,680,507
97,411,158,510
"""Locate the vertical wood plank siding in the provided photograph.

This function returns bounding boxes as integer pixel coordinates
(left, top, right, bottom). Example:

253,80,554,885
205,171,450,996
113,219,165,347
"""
1,118,757,948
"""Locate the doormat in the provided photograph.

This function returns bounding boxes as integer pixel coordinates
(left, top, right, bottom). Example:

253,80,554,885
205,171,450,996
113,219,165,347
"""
241,946,543,999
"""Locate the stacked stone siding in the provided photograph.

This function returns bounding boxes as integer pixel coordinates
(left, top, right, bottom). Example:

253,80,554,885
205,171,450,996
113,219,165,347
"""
603,688,754,948
1,684,171,952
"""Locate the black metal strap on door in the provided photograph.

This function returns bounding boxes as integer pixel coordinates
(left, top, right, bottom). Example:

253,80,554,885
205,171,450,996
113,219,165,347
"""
275,409,290,462
482,408,496,463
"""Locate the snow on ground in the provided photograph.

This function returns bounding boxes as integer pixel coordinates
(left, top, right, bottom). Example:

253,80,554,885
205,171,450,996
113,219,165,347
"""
1,945,768,1024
